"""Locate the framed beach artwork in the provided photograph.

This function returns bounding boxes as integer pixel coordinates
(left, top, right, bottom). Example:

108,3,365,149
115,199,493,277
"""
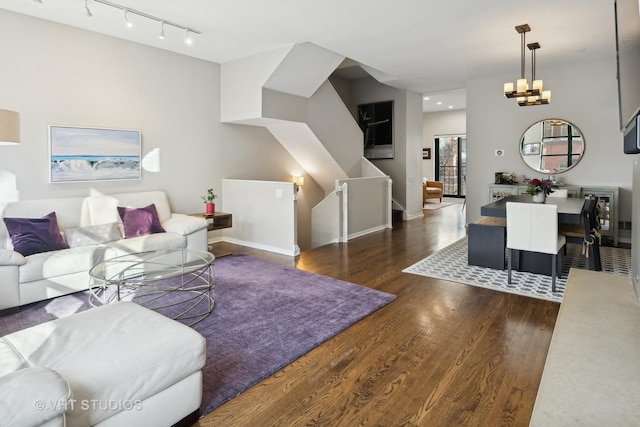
49,125,142,183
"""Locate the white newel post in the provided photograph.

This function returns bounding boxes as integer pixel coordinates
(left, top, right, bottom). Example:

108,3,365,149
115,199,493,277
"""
338,182,348,243
387,178,393,228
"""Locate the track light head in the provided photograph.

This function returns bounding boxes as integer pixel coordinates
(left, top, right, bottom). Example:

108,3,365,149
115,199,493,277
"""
159,21,165,40
124,9,132,28
84,0,93,17
185,29,193,45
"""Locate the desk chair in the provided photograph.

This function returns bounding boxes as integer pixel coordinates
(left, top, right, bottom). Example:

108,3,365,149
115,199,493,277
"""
547,189,568,198
559,196,602,271
506,202,566,292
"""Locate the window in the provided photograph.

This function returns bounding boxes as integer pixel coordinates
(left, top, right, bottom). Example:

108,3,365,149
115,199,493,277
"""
540,121,583,172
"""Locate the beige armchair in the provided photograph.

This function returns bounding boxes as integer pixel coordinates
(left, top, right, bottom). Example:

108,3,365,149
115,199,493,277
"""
423,181,443,204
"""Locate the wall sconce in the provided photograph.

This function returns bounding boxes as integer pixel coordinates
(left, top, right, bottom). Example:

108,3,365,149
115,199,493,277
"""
0,109,20,145
141,148,161,172
292,175,305,191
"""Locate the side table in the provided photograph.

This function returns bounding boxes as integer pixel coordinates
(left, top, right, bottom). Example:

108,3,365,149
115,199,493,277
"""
190,211,233,257
190,211,233,231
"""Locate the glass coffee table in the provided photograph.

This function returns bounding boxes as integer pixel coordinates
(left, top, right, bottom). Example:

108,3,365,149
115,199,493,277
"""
89,249,215,325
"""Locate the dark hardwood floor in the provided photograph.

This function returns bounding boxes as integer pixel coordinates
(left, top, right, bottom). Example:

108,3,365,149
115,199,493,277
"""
197,203,559,427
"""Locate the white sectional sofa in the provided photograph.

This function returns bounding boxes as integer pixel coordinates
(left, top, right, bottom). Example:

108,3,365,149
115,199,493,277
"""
0,301,207,426
0,191,208,311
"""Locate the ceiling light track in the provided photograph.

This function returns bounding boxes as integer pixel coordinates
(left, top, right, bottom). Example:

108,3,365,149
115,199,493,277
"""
87,0,201,43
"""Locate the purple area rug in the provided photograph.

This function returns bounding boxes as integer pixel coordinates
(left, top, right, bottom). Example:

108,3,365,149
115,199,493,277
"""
0,254,396,417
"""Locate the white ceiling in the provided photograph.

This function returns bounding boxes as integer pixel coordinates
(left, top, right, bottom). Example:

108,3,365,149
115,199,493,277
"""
0,0,632,112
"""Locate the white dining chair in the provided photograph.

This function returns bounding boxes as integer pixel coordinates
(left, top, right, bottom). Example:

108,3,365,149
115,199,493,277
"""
547,188,568,198
506,202,566,292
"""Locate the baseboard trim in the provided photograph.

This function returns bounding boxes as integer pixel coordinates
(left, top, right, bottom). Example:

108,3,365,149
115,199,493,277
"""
213,237,299,256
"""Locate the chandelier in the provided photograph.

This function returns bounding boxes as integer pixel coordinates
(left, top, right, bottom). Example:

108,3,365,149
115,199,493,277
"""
503,24,551,106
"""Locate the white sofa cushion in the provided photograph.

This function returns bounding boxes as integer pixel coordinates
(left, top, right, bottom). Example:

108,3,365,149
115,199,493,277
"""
105,232,186,256
0,367,71,427
19,232,187,283
163,214,208,236
0,248,24,266
19,246,110,284
2,302,206,426
0,338,29,377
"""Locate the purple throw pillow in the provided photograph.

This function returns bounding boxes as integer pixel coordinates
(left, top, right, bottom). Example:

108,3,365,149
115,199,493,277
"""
117,203,165,239
3,211,69,256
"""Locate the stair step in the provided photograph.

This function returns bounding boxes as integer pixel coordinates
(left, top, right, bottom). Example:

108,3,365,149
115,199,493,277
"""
392,209,403,223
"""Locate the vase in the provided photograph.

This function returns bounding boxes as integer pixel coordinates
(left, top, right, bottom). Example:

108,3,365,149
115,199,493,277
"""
532,193,546,203
205,203,215,214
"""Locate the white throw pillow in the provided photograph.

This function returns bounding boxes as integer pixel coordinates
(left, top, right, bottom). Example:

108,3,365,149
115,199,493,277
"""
86,196,119,225
64,222,122,248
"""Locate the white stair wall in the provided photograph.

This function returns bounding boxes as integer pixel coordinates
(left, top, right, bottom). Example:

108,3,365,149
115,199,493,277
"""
221,42,393,250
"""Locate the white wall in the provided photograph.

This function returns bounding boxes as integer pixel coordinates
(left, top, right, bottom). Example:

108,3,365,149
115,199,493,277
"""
0,9,322,251
422,109,467,179
466,58,634,225
220,45,291,123
404,91,425,217
221,179,299,256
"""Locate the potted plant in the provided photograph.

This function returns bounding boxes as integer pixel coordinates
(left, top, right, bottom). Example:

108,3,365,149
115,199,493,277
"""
201,188,217,214
522,177,557,203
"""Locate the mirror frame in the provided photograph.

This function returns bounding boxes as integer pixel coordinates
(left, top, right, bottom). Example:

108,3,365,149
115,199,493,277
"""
519,118,585,174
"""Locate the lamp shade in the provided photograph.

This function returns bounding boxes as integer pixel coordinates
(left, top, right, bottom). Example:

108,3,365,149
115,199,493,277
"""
0,109,20,145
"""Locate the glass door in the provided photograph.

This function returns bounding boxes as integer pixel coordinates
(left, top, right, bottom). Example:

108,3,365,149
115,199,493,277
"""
435,135,467,198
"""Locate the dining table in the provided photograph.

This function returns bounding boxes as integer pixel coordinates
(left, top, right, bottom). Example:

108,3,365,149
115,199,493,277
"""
478,195,587,276
480,194,585,224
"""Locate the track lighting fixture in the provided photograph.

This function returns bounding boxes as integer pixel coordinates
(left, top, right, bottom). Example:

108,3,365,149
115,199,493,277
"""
78,0,200,42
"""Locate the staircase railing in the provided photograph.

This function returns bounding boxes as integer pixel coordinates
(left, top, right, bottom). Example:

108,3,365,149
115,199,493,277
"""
311,176,392,248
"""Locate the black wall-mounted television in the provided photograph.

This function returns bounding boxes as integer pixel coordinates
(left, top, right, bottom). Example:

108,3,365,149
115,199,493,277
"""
625,115,640,154
615,0,640,153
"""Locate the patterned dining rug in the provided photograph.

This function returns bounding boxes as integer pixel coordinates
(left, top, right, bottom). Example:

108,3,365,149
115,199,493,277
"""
0,255,396,418
403,236,631,302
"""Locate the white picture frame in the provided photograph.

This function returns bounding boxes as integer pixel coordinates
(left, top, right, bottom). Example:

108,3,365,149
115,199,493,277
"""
49,125,142,183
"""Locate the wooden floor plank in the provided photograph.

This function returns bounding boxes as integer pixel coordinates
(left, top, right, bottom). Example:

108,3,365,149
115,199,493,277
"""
198,205,558,426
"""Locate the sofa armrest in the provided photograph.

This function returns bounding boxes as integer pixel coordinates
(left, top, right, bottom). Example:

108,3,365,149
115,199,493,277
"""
0,367,72,427
162,214,207,236
0,248,25,266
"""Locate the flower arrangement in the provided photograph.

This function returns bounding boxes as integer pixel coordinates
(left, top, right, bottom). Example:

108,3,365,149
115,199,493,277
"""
201,188,217,203
522,177,557,196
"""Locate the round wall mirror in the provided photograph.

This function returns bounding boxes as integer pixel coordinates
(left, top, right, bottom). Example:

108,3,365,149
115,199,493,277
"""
519,118,585,174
